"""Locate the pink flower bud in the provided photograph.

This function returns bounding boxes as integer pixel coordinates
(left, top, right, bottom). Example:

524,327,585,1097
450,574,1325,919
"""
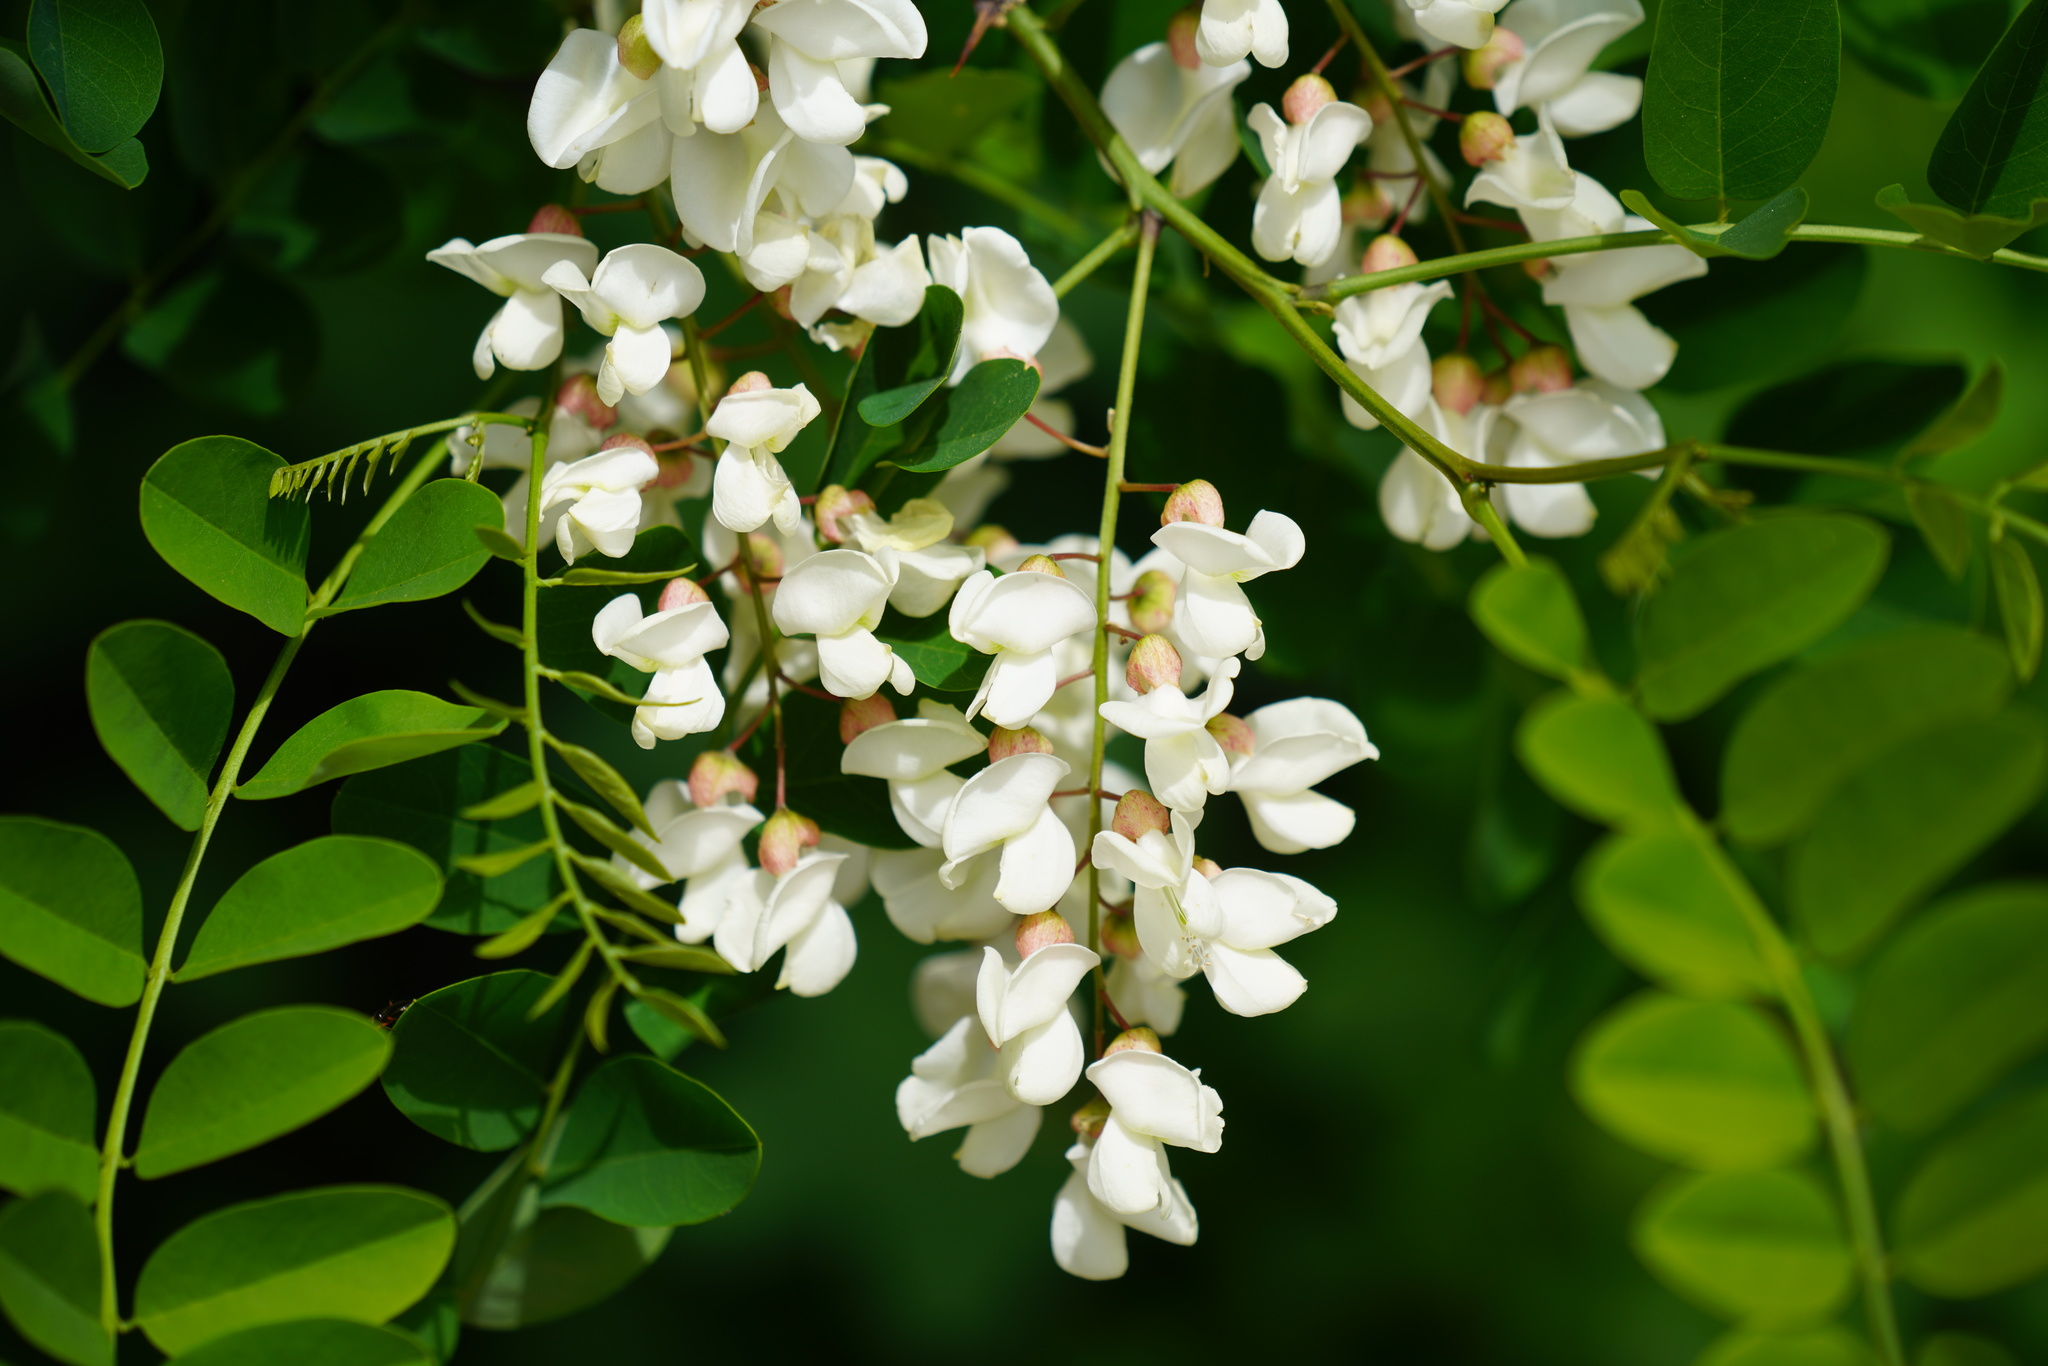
1015,910,1077,957
658,577,709,612
1015,554,1066,578
728,370,773,395
1462,26,1525,90
1205,713,1255,756
527,204,582,237
616,15,661,80
1101,912,1141,959
1481,369,1513,406
742,531,786,582
1356,87,1394,125
1128,570,1176,635
1282,73,1337,126
1433,353,1486,416
1104,1026,1163,1056
600,432,656,459
1160,479,1225,528
653,449,696,489
1111,790,1172,842
814,484,876,544
1510,344,1573,395
839,694,896,743
965,524,1021,560
689,751,759,809
1191,856,1223,880
1341,183,1394,229
1070,1095,1112,1141
1360,233,1419,275
1522,256,1555,283
1166,5,1201,69
556,373,617,429
1460,111,1517,167
1125,634,1184,695
759,808,820,877
988,726,1055,761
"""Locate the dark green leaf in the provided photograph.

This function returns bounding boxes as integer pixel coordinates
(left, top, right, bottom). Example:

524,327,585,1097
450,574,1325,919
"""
167,1319,434,1366
1919,1333,2020,1366
1896,1088,2048,1296
124,265,320,416
1903,362,2005,460
134,1186,455,1356
1636,514,1890,721
1633,1170,1852,1325
473,900,561,960
554,797,669,882
382,971,570,1151
0,40,147,187
1789,711,2048,957
28,0,162,152
180,836,443,981
0,1190,109,1366
1906,486,1976,581
456,841,550,879
540,1056,758,1226
1620,187,1810,261
875,605,985,694
546,737,654,838
459,600,524,648
1928,0,2048,217
1642,247,1865,395
873,69,1035,158
1579,829,1774,1000
1724,360,1966,459
239,691,507,800
620,945,732,974
140,436,310,637
1643,0,1841,201
1843,0,2009,100
459,782,540,822
1850,882,2048,1131
572,853,684,925
855,284,964,427
235,142,404,278
1992,536,2044,681
1517,692,1681,832
1696,1327,1877,1366
0,1021,97,1204
1469,558,1591,680
745,690,918,849
0,816,144,1007
1875,183,2048,259
86,619,233,830
327,481,502,614
891,360,1042,473
135,1006,392,1178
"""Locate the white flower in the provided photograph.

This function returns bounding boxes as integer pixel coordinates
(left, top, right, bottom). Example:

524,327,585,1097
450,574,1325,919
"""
670,101,856,255
428,234,599,381
1494,380,1667,535
872,847,1016,943
840,498,984,617
1333,281,1454,431
1051,1138,1197,1280
1107,954,1187,1035
926,228,1060,382
1195,0,1288,68
1101,43,1249,198
616,780,762,894
1248,100,1373,267
1229,697,1377,853
708,380,822,534
842,699,990,848
1493,0,1645,137
1403,0,1510,48
750,0,928,146
543,245,707,406
1380,398,1490,550
1147,511,1304,660
949,568,1099,728
1100,658,1240,813
941,752,1079,916
896,1015,1043,1177
976,938,1100,1104
833,235,932,331
714,852,858,996
1464,108,1578,214
912,947,986,1036
772,549,917,699
528,30,666,190
641,0,759,133
1084,1048,1223,1215
593,590,730,747
536,445,659,562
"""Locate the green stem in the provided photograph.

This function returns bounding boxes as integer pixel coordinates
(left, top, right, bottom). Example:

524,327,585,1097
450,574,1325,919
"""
871,138,1095,246
524,1027,585,1180
1323,0,1467,256
1461,484,1526,566
1054,216,1140,297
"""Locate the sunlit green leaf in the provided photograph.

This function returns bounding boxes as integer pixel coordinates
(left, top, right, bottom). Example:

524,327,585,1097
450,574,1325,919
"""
1906,486,1974,581
1469,559,1590,680
1517,693,1680,832
0,1020,98,1204
1896,1088,2048,1296
326,480,502,615
86,619,234,830
855,284,964,428
167,1319,434,1366
0,816,144,1007
180,836,443,981
1634,1169,1853,1326
1695,1326,1876,1366
1579,829,1773,1000
382,971,571,1151
239,692,507,800
1903,362,2005,460
140,436,310,637
1992,537,2044,682
1918,1333,2021,1366
0,1189,109,1366
891,360,1041,474
539,1056,759,1226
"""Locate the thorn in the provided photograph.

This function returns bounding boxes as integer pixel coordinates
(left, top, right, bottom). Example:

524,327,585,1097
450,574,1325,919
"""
955,0,1020,75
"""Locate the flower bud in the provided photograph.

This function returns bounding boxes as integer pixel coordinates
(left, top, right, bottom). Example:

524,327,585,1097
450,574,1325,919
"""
1510,344,1573,395
1205,712,1255,756
1341,182,1394,230
600,432,656,459
1015,554,1066,578
1460,111,1517,166
839,693,896,742
729,370,773,395
814,484,876,544
617,14,661,80
1191,856,1223,880
1461,26,1525,90
1101,912,1141,959
1522,256,1555,283
652,449,696,489
758,807,820,877
741,531,786,582
1481,369,1513,406
1111,789,1172,842
658,577,709,612
1126,634,1184,695
1128,570,1176,635
689,751,759,809
1166,5,1202,68
1104,1026,1163,1056
1356,87,1394,126
556,373,617,429
1015,910,1077,957
1360,233,1419,275
1432,353,1486,416
1282,73,1337,126
527,204,582,237
1070,1095,1112,1141
965,524,1020,560
1160,478,1225,527
988,725,1055,761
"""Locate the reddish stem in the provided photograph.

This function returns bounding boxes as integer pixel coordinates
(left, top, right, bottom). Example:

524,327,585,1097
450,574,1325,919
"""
651,430,707,453
1480,290,1538,344
701,292,767,340
1389,175,1427,238
1401,98,1463,122
1023,411,1107,457
1048,551,1102,562
1118,481,1176,493
1455,211,1529,234
1098,985,1133,1033
1386,45,1456,80
777,672,837,702
1310,32,1349,76
1056,669,1094,690
1105,623,1143,641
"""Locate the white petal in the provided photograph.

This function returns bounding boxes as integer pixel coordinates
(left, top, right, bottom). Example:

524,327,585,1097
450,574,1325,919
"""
978,649,1061,730
1175,572,1260,659
994,942,1100,1039
768,39,870,146
1211,867,1335,948
815,628,897,699
941,752,1070,864
1001,1011,1086,1105
1086,1050,1224,1151
776,899,857,996
1546,71,1643,137
994,805,1079,915
956,1103,1041,1178
1087,1114,1173,1214
774,548,893,635
1051,1169,1129,1280
1563,302,1680,391
1203,941,1307,1016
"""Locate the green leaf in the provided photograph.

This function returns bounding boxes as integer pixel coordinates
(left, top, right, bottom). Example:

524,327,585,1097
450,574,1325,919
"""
1992,537,2044,682
180,836,443,981
855,284,964,427
1906,486,1974,581
0,1190,110,1366
332,748,558,936
135,1006,392,1178
1851,883,2048,1132
744,690,918,849
473,524,525,561
1721,625,2013,848
1633,1170,1853,1326
1645,246,1866,395
86,619,234,830
1918,1333,2020,1366
1620,187,1811,261
239,691,507,800
546,737,654,837
0,39,146,188
28,0,163,152
326,481,501,615
1724,360,1966,459
890,360,1042,474
874,68,1035,158
1903,362,2005,460
551,565,697,586
1642,0,1840,201
1579,829,1773,1000
124,266,319,416
876,606,985,693
1469,558,1591,680
1696,1327,1877,1366
553,797,669,882
1896,1087,2048,1296
1572,992,1815,1171
140,436,311,637
1843,0,2010,101
1516,693,1680,832
1875,183,2048,259
0,1021,97,1204
1929,0,2048,217
167,1319,434,1366
1636,514,1890,721
630,985,728,1050
134,1186,456,1356
0,816,144,1007
381,971,570,1151
540,1056,759,1226
1788,711,2048,958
